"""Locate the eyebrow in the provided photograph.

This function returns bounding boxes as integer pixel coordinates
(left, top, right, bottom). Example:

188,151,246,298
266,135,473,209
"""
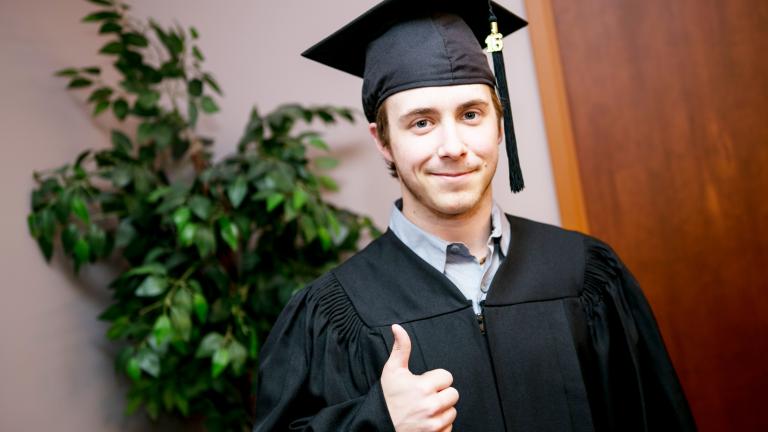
457,99,490,112
397,107,439,127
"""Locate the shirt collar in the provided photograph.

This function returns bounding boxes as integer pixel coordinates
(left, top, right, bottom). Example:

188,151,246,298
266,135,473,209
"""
388,199,511,273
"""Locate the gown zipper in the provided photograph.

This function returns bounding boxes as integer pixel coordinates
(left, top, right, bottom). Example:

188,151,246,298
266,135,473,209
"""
478,301,508,430
476,310,486,334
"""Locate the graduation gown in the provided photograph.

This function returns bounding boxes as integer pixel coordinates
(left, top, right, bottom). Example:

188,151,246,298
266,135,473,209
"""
252,215,696,431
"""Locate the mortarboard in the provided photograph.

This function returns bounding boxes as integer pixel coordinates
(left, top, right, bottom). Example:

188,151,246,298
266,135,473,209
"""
302,0,528,192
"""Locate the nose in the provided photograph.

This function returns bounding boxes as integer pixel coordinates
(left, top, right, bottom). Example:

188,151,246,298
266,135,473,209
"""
436,121,467,159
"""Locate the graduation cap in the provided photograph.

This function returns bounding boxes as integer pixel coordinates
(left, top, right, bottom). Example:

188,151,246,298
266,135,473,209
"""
302,0,528,192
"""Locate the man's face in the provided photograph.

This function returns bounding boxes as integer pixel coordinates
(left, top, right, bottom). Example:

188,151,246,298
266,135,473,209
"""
372,83,501,219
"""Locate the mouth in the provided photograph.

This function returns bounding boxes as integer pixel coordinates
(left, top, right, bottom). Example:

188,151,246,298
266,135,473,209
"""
431,169,476,178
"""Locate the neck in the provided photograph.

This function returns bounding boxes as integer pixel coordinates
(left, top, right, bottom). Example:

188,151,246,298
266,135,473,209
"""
400,194,493,259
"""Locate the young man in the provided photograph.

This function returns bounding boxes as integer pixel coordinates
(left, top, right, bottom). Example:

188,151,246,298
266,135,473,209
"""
253,1,696,431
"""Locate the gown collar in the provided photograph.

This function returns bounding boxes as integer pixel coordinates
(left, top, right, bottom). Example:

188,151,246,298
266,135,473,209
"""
332,215,585,326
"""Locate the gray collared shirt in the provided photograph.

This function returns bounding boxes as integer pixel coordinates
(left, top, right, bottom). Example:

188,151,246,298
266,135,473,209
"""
388,200,511,313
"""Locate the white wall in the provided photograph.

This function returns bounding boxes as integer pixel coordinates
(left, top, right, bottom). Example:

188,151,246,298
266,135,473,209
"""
0,0,559,430
126,0,561,228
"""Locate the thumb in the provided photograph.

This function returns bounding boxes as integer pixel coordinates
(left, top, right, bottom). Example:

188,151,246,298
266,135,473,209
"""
386,324,412,370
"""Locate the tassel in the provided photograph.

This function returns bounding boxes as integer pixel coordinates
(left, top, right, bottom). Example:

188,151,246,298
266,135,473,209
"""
486,7,525,193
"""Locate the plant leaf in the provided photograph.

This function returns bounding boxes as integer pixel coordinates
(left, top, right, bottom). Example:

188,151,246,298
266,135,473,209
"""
74,238,91,267
172,207,191,230
112,99,128,120
123,262,166,278
175,395,189,416
193,293,208,322
292,187,308,211
71,196,90,223
115,219,136,247
314,156,339,170
55,68,79,77
82,66,101,75
61,224,79,253
188,195,212,220
111,130,132,152
153,123,174,148
317,226,332,250
153,315,173,345
266,193,284,212
196,332,224,358
315,108,335,123
188,79,202,97
136,349,160,377
126,357,141,381
211,346,230,377
202,73,222,95
192,46,204,62
179,223,197,247
187,100,198,127
137,91,160,109
98,21,121,34
318,175,339,192
88,87,113,102
194,226,216,257
75,149,91,167
227,176,247,208
170,306,192,341
68,78,93,89
200,95,219,113
106,316,130,340
83,11,120,22
249,331,260,359
88,0,114,7
87,224,108,258
218,217,239,251
137,121,154,144
123,32,149,47
299,214,316,242
308,136,330,152
335,107,356,122
92,100,110,116
99,41,123,54
173,288,193,311
135,275,168,297
228,340,247,374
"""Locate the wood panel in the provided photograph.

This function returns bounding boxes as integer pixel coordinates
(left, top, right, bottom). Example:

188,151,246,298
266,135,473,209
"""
523,0,589,233
539,0,768,430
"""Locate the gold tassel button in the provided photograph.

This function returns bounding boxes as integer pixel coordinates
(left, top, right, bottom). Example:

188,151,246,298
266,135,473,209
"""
485,21,504,53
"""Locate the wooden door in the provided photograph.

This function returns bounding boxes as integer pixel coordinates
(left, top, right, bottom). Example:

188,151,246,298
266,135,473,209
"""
526,0,768,430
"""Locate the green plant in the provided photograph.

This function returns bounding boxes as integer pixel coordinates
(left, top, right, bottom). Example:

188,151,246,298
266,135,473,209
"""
26,1,378,430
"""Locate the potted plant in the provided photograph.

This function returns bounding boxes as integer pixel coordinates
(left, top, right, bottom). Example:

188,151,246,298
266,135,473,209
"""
26,1,378,430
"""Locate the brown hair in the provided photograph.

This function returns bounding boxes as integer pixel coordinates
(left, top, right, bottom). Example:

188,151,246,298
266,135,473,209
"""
375,86,504,178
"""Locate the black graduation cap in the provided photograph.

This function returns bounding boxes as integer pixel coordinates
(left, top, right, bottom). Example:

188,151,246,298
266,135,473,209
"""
302,0,528,192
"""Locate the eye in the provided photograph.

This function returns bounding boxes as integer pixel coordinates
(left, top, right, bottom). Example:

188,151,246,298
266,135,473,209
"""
463,111,479,120
414,119,430,129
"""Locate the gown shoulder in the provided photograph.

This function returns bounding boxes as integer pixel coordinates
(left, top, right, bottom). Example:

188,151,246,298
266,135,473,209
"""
253,272,393,431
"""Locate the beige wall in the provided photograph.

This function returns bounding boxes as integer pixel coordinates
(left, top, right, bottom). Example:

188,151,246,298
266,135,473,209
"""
0,0,558,430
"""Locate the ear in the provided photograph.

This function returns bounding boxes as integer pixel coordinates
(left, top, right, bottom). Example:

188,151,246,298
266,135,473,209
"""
369,122,394,163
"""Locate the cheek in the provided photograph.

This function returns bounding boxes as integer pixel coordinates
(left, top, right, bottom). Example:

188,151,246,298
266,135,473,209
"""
467,128,500,159
390,137,436,170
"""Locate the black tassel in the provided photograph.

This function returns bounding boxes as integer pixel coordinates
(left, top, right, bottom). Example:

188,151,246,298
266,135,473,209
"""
487,3,524,193
492,50,524,192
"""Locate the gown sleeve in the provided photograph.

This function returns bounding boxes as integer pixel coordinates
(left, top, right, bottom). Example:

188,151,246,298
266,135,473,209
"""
252,273,395,431
580,236,697,431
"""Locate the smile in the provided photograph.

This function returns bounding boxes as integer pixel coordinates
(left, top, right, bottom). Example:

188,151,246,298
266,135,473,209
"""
431,170,475,178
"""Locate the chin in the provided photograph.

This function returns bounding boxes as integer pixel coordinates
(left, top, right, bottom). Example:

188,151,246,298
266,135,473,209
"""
428,194,483,217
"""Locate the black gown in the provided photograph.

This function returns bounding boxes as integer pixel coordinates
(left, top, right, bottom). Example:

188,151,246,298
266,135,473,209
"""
252,215,696,431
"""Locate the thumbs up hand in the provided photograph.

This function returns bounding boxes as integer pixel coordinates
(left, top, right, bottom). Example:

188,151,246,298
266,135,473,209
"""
381,324,459,432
